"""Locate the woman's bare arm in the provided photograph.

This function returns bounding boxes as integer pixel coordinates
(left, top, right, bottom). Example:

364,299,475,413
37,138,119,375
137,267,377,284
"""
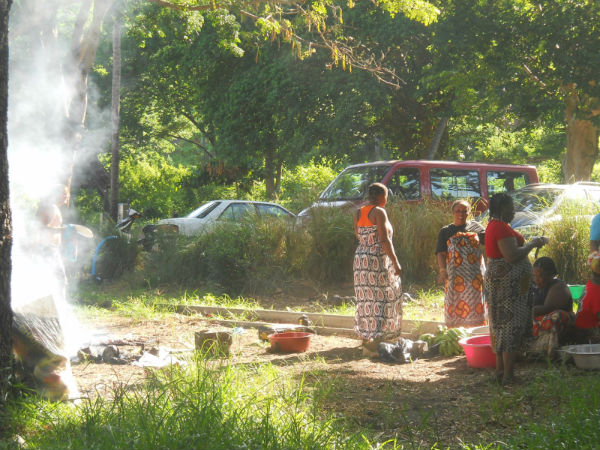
373,207,402,276
533,282,572,316
497,236,547,264
436,252,448,283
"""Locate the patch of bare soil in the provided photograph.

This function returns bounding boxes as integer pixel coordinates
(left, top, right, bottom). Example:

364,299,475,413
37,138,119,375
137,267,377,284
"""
70,298,545,448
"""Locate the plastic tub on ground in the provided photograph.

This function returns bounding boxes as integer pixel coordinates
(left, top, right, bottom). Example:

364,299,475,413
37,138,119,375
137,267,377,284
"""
268,332,312,353
459,334,496,368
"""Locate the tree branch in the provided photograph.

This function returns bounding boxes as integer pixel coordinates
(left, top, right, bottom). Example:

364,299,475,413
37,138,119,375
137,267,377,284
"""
522,63,554,97
165,133,216,158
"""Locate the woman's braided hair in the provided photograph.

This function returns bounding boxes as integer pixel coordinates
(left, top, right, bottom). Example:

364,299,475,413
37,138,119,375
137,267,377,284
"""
488,192,513,218
533,257,558,277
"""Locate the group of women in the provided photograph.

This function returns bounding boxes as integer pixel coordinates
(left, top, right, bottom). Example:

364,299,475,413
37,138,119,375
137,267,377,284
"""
352,184,600,382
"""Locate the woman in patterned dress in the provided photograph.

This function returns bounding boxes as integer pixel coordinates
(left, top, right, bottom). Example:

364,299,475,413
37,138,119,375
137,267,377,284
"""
436,199,486,328
353,183,403,357
484,193,548,384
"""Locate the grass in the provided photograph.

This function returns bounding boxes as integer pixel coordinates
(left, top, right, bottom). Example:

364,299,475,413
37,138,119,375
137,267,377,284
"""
403,288,444,322
5,296,600,450
0,357,393,450
76,283,445,324
309,362,600,450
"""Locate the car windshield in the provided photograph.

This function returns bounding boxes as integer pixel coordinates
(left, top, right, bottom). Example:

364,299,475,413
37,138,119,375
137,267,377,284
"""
185,201,220,218
512,188,563,213
320,165,391,201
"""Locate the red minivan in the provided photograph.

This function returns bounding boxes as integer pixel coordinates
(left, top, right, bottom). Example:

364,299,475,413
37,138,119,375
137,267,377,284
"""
298,160,539,220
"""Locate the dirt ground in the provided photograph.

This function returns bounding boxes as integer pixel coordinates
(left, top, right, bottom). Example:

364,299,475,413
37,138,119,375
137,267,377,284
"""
69,292,550,448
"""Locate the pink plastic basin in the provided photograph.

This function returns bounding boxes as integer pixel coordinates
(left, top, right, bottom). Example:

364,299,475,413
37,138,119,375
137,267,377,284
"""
459,335,496,368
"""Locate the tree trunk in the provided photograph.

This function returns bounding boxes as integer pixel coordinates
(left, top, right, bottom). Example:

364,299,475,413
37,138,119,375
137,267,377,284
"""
564,102,599,182
425,116,448,160
0,0,14,405
109,7,121,222
264,148,276,199
66,0,114,195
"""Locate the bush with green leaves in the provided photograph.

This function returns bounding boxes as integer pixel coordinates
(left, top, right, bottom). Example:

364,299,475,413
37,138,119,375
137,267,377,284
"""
278,162,338,214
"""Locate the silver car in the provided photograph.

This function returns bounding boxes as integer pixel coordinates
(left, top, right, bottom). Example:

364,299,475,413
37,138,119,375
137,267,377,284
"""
491,182,600,236
149,200,296,237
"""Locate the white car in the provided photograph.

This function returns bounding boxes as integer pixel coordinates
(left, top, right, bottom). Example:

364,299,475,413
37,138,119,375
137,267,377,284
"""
148,200,296,237
478,182,600,237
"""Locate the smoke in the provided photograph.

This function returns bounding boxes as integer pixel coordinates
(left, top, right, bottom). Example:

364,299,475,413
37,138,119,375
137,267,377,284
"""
8,1,113,356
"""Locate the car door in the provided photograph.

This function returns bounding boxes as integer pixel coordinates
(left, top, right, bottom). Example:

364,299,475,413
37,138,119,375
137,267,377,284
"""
256,203,295,225
218,202,255,223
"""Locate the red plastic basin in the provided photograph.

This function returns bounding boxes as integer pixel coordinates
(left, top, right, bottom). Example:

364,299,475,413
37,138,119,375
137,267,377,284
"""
269,332,312,353
459,335,496,368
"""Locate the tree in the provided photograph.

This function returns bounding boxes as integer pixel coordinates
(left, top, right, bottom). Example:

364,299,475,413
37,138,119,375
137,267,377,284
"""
109,3,122,222
0,0,12,405
112,1,443,198
10,0,439,204
429,0,600,180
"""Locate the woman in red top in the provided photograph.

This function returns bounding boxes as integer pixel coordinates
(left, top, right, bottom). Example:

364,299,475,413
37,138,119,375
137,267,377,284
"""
484,193,548,384
353,183,403,357
574,251,600,337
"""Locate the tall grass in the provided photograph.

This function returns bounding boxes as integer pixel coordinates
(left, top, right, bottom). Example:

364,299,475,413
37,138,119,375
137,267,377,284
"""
537,203,600,284
143,217,299,294
110,195,600,293
387,199,453,284
123,199,456,293
0,358,394,450
304,207,356,284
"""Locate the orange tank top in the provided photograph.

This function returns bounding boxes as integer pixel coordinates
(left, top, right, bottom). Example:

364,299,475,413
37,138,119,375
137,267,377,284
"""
357,205,376,227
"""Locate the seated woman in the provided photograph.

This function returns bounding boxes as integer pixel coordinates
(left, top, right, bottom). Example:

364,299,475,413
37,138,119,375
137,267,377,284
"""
529,257,575,356
574,251,600,341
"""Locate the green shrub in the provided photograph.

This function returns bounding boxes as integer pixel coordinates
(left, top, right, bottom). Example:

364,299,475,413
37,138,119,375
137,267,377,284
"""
118,152,194,219
278,162,338,214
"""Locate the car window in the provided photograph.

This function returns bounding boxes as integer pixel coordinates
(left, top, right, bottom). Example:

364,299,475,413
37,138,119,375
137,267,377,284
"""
512,188,562,212
585,188,600,203
387,168,420,200
219,203,255,221
186,201,221,218
256,204,291,218
559,188,598,211
486,171,529,195
430,169,481,200
320,165,391,201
